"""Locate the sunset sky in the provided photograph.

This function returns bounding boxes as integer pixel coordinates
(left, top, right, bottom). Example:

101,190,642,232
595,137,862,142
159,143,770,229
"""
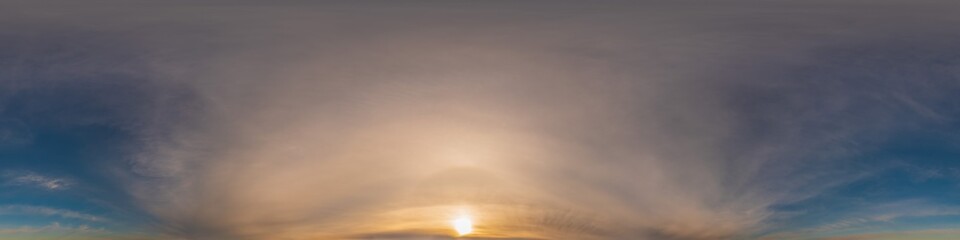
2,1,960,239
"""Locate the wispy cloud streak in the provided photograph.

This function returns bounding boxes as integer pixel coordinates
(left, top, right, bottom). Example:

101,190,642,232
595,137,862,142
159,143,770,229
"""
2,1,960,240
2,171,71,190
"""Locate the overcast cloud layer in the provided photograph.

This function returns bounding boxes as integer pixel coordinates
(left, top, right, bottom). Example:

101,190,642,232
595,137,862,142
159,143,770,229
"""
2,1,960,240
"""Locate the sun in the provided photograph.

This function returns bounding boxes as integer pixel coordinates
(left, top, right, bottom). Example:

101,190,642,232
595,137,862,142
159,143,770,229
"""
452,215,473,236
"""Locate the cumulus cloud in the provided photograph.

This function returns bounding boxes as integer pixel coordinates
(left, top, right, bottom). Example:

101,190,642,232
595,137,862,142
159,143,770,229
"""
2,1,960,239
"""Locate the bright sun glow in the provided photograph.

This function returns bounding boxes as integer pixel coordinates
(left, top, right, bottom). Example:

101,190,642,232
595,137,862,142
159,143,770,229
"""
452,215,473,236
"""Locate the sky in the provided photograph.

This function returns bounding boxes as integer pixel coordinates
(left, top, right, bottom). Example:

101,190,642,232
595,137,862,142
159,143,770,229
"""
1,1,960,239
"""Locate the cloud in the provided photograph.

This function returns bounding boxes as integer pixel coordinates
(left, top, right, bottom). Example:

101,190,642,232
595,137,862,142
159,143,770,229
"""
762,200,960,239
0,118,33,147
819,229,960,240
0,205,105,222
2,171,71,190
0,222,141,240
2,1,960,240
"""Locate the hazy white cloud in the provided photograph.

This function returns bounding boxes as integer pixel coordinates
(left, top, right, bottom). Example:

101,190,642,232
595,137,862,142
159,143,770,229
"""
3,171,71,190
0,222,130,240
819,229,960,240
0,119,33,147
2,1,960,240
0,205,105,222
763,200,960,239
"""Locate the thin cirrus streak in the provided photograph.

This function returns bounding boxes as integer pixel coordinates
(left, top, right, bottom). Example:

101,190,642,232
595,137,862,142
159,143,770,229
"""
1,1,960,240
2,171,71,190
